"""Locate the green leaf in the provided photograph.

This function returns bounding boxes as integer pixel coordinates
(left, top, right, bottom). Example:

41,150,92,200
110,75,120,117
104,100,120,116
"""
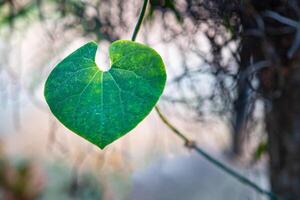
44,40,166,149
253,140,267,161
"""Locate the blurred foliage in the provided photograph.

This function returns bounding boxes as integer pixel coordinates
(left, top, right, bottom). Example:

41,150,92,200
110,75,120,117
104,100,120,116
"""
0,141,42,200
253,140,267,162
0,137,102,200
0,0,36,27
148,0,182,21
0,151,102,200
0,157,43,200
0,0,182,40
0,0,124,41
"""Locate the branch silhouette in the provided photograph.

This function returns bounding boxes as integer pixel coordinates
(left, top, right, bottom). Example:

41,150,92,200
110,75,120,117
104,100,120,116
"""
131,0,280,199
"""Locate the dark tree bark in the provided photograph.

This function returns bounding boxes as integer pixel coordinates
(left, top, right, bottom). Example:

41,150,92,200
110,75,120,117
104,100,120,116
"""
238,1,300,199
265,66,300,200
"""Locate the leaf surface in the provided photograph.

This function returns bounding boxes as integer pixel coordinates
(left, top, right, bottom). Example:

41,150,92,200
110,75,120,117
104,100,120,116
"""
44,40,166,149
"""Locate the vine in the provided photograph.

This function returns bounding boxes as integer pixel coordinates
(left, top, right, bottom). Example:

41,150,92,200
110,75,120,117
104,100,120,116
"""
131,0,280,199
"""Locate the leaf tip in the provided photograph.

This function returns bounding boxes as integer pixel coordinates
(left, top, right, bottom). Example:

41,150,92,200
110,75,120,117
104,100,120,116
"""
97,143,108,150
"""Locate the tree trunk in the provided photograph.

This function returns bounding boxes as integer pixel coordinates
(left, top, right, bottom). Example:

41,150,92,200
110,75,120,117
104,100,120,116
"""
265,67,300,200
236,1,300,198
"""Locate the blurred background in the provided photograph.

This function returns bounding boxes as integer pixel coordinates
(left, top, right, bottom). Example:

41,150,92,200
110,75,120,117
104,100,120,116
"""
0,0,299,199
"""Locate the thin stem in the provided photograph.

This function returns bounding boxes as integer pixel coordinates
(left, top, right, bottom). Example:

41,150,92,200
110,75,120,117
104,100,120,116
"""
131,1,280,200
155,106,280,200
155,106,190,143
131,0,148,41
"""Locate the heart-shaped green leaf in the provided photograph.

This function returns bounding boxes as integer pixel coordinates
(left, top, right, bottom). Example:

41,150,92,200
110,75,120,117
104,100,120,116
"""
44,40,166,149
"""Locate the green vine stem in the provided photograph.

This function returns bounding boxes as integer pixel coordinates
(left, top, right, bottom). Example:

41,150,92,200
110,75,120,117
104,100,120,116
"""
131,0,280,200
131,0,148,41
155,107,279,200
